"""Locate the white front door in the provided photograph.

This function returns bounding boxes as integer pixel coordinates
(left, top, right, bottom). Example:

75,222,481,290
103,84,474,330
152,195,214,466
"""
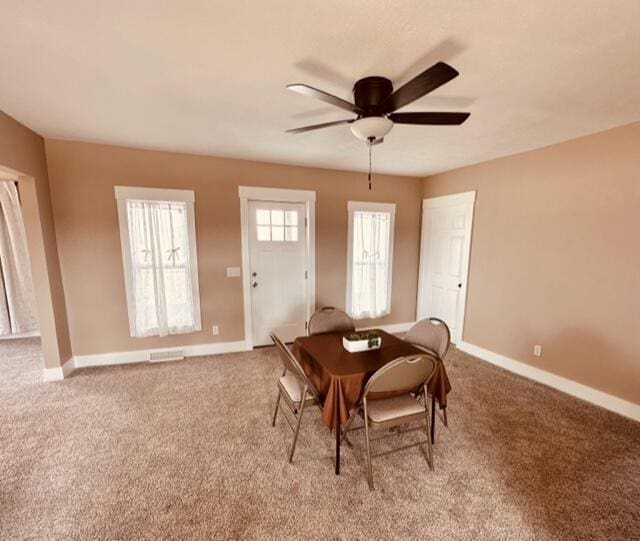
248,201,307,346
417,192,475,344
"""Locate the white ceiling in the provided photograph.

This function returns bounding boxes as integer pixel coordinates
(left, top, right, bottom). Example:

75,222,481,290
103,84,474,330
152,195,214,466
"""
1,1,639,177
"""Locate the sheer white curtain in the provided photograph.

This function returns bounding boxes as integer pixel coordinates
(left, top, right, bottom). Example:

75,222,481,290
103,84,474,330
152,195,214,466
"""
0,181,38,335
126,200,201,337
349,209,393,319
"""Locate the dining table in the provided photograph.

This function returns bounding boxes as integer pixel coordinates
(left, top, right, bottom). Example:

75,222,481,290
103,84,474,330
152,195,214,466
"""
292,329,452,475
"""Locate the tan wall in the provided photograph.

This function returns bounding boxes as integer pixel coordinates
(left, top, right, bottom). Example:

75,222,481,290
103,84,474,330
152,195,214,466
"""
422,122,640,404
0,111,71,368
44,140,422,356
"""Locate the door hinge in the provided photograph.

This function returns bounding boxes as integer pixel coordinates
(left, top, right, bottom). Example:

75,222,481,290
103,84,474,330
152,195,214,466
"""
305,321,308,331
305,217,308,227
305,270,308,279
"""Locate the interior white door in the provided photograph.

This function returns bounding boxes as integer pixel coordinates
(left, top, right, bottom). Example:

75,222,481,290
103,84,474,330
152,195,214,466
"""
417,192,475,344
248,201,307,346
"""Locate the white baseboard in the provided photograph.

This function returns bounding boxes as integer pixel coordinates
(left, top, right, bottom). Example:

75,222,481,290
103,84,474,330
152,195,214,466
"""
73,339,251,369
0,330,40,340
42,357,75,381
46,324,414,380
41,339,251,379
359,321,415,334
458,340,640,423
41,322,416,379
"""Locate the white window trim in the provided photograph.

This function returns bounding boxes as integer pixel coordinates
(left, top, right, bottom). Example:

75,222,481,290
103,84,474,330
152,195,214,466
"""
115,185,202,337
0,170,19,181
115,185,195,203
346,200,396,320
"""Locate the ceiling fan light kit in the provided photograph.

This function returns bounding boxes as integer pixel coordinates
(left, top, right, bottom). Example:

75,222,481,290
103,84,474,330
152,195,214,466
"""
286,61,470,189
350,116,393,141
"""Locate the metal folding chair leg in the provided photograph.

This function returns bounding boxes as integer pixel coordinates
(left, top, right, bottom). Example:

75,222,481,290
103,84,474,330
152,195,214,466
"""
271,391,281,427
424,384,434,470
340,407,360,444
443,407,448,427
288,388,308,463
363,400,374,490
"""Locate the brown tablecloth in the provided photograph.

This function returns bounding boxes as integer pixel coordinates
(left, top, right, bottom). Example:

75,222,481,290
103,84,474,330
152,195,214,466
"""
292,330,452,429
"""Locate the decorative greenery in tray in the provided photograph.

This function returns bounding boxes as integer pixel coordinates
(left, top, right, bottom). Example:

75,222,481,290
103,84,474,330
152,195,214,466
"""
345,330,381,349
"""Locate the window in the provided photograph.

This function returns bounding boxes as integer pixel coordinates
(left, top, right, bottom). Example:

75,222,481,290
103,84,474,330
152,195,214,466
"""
255,208,299,242
346,201,396,319
115,186,201,337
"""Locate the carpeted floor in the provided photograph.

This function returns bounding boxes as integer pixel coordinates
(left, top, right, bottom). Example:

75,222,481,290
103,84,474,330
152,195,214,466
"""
1,338,639,540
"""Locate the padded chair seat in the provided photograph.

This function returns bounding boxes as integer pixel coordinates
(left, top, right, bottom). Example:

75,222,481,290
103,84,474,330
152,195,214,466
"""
366,395,426,425
278,374,317,405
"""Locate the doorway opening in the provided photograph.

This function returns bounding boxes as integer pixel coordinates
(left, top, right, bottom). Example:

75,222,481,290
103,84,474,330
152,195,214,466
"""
0,166,42,383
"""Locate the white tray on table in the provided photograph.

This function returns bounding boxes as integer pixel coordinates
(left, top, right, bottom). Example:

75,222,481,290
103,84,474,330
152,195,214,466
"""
342,335,382,353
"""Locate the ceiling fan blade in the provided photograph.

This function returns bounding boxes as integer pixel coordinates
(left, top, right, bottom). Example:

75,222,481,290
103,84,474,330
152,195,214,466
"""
287,84,361,114
381,62,460,113
286,119,354,134
389,112,470,125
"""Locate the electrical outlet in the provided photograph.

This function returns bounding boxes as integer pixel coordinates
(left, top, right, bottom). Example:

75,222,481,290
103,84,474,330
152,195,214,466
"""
533,344,542,357
212,325,219,336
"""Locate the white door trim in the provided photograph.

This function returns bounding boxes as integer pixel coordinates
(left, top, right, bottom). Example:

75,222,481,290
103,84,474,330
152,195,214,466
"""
238,186,316,349
422,190,476,209
416,190,476,343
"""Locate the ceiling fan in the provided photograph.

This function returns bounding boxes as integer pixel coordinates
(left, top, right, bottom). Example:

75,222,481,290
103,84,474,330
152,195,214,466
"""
286,61,470,145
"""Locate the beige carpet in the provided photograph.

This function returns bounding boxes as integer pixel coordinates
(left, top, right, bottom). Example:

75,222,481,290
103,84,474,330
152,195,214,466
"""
1,338,639,540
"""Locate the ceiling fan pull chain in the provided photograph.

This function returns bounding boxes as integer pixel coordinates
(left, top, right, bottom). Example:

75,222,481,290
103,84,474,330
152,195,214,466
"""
368,139,373,191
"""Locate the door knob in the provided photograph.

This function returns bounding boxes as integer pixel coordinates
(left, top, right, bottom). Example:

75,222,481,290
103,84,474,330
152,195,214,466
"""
458,283,462,288
252,282,258,288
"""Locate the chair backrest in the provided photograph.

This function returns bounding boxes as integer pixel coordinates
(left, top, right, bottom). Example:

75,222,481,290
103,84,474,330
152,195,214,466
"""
363,354,436,397
270,332,319,398
405,317,451,360
308,306,355,336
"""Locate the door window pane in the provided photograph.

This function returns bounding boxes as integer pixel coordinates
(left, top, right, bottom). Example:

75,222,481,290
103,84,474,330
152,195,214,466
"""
285,226,298,242
257,225,271,241
256,207,301,242
271,225,285,241
256,209,271,225
285,210,298,226
271,209,284,225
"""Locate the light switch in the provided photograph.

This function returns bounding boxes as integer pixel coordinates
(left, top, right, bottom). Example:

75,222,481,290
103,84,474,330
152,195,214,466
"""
226,267,241,278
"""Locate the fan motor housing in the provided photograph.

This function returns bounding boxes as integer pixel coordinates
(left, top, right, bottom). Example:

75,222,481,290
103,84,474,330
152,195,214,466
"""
353,76,393,115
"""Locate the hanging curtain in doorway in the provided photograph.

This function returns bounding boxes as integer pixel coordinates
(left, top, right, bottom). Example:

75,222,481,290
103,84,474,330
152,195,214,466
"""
0,181,38,335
